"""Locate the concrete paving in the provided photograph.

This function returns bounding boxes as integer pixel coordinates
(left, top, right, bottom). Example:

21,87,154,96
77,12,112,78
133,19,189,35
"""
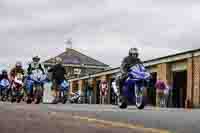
0,103,199,133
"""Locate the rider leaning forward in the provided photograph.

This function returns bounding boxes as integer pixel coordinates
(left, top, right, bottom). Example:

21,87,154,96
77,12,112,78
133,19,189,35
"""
10,61,25,81
27,56,45,75
116,48,142,94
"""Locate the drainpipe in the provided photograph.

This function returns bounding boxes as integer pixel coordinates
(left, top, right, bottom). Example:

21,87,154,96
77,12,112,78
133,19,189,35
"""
186,53,194,108
191,53,194,107
88,74,92,104
188,53,194,108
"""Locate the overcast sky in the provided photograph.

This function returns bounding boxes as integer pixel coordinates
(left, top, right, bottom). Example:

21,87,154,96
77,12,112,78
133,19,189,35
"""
1,0,200,68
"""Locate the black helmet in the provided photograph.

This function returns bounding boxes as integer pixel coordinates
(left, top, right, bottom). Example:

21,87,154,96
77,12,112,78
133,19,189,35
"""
16,61,22,68
32,56,40,62
129,48,139,57
1,69,7,75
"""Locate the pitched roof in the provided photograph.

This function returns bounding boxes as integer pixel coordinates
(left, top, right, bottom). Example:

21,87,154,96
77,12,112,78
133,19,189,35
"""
44,48,109,67
143,48,200,63
69,48,200,81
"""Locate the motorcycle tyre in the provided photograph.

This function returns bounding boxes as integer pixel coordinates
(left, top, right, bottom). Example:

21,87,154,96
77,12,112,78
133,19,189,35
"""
26,98,32,104
118,95,128,109
135,87,146,110
135,96,145,110
16,98,21,103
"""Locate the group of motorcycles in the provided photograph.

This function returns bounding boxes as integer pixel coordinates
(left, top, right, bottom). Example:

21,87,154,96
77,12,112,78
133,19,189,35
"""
0,72,24,103
0,62,151,110
0,69,69,104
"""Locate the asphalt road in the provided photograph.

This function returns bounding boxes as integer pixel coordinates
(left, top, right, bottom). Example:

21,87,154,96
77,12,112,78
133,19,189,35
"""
0,103,199,133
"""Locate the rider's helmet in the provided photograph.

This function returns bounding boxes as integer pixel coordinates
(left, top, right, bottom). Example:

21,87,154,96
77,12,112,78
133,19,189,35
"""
32,56,40,63
32,56,40,66
129,48,139,58
55,57,62,64
1,69,7,76
15,61,22,68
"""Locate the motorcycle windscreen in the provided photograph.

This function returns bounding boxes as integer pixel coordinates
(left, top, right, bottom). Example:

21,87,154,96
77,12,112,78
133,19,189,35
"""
0,79,10,87
129,64,150,80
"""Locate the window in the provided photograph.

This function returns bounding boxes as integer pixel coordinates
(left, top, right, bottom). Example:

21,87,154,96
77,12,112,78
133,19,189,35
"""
74,68,81,75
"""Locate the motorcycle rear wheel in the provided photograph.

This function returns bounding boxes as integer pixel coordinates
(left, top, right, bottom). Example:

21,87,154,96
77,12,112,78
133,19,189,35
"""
33,86,42,104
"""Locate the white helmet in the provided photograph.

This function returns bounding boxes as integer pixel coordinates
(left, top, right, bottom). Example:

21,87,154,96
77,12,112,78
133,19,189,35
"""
32,56,40,63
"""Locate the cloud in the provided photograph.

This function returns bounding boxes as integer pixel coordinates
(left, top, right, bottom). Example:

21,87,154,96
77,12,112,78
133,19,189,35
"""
1,0,200,67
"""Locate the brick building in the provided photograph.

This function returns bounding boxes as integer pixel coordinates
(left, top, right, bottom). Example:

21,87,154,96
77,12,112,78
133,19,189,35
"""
69,48,200,108
43,48,110,79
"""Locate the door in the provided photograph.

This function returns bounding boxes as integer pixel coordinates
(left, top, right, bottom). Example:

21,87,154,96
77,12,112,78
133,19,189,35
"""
172,71,187,108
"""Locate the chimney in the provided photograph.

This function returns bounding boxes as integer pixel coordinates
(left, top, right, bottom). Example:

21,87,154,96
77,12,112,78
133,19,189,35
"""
65,38,72,51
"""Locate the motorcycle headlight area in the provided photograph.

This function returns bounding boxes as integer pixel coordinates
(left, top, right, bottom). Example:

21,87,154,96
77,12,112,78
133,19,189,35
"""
30,74,46,81
61,81,69,88
0,79,10,87
40,75,47,81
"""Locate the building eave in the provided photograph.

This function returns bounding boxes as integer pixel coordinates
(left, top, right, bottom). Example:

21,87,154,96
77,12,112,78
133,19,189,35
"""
69,48,200,82
44,62,110,69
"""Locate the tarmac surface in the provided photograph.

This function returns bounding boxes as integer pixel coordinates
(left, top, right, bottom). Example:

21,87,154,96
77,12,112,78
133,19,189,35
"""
0,103,199,133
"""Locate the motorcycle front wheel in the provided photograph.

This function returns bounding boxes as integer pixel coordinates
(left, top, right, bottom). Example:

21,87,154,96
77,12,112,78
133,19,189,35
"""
1,96,6,102
77,97,82,104
62,98,67,104
60,91,67,104
135,85,146,110
16,98,21,103
1,90,7,102
33,86,42,104
25,92,32,104
26,98,32,104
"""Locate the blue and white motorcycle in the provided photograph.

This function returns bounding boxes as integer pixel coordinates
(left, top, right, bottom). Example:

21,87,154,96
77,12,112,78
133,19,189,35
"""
0,78,10,102
25,69,47,104
112,63,151,109
69,90,83,104
58,80,69,104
